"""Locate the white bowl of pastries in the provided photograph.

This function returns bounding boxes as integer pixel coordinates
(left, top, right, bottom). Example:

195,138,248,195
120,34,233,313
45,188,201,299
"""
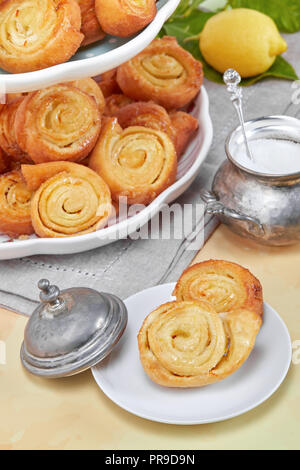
0,35,213,260
0,0,181,93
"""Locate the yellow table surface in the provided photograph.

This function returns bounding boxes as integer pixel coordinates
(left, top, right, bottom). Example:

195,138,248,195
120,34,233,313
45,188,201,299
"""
0,225,299,450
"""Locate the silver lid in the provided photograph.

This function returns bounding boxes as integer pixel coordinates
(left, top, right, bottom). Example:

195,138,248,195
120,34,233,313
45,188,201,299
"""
21,279,128,378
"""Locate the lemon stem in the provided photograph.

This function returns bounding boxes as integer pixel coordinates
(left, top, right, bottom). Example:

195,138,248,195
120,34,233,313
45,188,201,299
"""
183,33,201,43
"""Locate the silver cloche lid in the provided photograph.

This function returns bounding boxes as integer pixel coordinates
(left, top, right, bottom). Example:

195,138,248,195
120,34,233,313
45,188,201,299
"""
21,279,128,378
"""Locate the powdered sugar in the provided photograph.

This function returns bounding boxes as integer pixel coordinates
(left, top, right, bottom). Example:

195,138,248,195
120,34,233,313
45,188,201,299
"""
232,138,300,175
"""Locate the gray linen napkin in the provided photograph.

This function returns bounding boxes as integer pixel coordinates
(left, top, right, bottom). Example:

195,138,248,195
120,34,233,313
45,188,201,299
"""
0,33,299,315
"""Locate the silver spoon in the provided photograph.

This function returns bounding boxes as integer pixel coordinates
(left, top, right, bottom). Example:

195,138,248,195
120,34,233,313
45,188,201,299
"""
223,69,254,162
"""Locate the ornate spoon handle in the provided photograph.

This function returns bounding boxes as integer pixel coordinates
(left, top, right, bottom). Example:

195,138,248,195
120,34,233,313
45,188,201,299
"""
223,69,254,162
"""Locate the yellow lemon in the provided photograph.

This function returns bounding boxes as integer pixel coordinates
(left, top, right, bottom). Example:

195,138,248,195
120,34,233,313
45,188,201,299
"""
199,8,287,78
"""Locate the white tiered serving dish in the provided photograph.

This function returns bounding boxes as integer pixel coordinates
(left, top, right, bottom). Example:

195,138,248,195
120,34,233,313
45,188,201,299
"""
0,87,213,260
0,0,181,93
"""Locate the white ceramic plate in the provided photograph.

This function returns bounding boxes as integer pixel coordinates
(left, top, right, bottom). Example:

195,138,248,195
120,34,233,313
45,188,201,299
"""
92,283,292,425
0,86,213,260
0,0,181,93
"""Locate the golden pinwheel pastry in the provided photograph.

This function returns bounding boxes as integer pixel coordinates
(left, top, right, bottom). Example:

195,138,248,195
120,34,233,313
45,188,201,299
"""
138,300,262,388
116,102,199,157
170,111,199,157
95,69,121,98
22,162,112,238
89,117,177,205
0,0,83,73
104,94,133,116
76,0,105,45
95,0,156,37
68,78,106,113
14,84,102,164
0,170,34,237
174,260,263,317
117,36,204,110
115,101,175,143
0,99,28,162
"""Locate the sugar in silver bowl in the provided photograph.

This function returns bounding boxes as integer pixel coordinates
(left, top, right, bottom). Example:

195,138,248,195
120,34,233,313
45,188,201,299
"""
201,115,300,246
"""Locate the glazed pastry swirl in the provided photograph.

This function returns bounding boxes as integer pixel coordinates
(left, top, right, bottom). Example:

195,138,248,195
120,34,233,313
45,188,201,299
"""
144,301,227,377
169,111,199,158
67,78,106,113
15,85,102,164
111,102,198,158
104,94,133,117
22,162,112,238
0,170,34,237
95,69,121,98
0,0,83,73
95,0,156,37
117,37,204,109
174,260,263,316
76,0,105,46
89,118,177,205
0,99,28,162
138,300,262,388
115,101,175,143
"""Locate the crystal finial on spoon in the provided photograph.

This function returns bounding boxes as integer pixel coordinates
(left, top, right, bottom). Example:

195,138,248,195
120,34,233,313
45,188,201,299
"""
223,69,254,162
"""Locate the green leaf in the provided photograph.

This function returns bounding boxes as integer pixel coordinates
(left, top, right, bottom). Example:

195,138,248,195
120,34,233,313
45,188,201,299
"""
168,0,206,20
229,0,300,33
163,10,215,38
241,56,299,85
